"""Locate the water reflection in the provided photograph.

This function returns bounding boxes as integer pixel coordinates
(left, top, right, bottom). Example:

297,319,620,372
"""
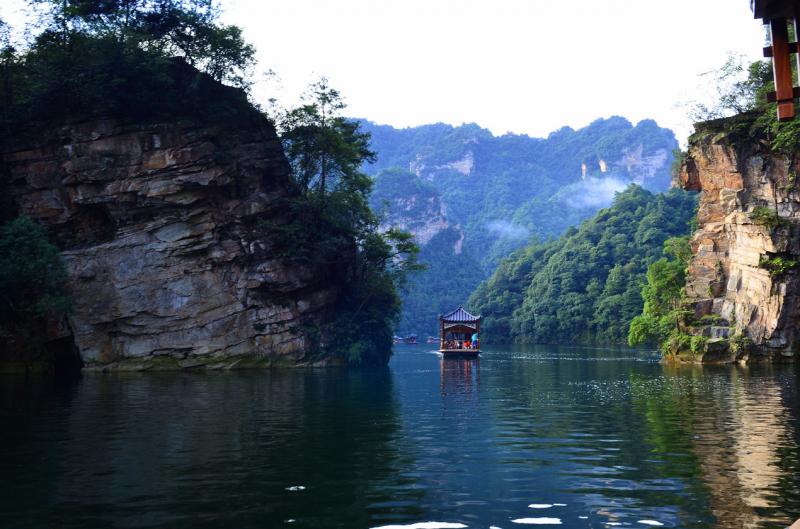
0,369,419,529
1,346,799,529
658,365,800,529
439,357,479,397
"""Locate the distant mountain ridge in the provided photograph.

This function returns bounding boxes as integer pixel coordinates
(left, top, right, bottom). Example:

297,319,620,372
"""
359,116,679,335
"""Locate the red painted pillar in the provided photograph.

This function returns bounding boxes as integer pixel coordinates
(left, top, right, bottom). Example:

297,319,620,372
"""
770,17,796,121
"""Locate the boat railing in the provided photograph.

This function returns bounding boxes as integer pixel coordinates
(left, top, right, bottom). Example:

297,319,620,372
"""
440,339,480,350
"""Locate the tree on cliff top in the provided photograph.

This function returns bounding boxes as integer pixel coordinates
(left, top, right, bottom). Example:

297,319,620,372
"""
684,54,800,154
687,55,772,122
270,79,422,365
0,0,254,132
278,78,376,202
28,0,254,86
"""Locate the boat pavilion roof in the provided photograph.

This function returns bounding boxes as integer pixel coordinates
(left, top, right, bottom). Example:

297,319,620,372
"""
440,306,481,323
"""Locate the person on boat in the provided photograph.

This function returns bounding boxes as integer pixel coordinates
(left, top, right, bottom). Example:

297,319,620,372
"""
471,332,478,349
464,339,471,349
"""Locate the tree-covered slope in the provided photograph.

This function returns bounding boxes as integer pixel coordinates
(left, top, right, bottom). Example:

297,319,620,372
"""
469,186,697,345
363,117,679,336
362,116,677,269
370,167,483,335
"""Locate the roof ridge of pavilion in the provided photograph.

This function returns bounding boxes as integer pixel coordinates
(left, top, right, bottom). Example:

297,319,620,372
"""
441,305,481,322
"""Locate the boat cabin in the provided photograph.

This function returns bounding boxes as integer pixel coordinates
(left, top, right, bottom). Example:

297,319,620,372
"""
753,0,800,120
439,306,481,355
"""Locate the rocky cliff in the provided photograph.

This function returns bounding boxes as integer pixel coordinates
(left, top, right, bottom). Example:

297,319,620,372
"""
1,115,344,370
370,167,462,250
678,115,800,363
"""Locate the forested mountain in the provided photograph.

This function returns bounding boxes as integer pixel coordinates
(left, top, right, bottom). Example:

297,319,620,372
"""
361,117,679,335
469,186,698,344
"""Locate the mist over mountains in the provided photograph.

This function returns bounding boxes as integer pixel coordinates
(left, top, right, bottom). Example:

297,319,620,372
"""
360,116,678,335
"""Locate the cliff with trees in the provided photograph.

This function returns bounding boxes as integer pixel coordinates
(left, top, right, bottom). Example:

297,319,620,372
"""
628,59,800,363
0,0,417,372
666,114,800,362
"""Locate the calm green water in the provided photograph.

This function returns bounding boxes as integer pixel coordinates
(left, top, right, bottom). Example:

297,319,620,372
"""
1,345,799,529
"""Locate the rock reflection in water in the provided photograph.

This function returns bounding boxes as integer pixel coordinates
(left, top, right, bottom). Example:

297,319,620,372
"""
669,365,800,529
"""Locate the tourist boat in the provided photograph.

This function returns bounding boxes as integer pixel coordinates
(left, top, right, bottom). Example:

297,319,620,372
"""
402,334,418,344
439,306,481,357
426,336,438,344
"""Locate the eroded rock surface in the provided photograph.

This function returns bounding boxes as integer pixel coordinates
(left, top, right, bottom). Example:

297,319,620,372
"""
2,116,342,369
678,118,800,363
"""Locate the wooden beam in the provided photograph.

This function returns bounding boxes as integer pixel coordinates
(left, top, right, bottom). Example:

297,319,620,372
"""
766,86,800,101
763,41,800,56
770,17,796,121
753,0,800,20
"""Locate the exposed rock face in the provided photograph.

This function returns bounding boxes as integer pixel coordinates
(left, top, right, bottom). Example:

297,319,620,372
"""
380,192,465,253
617,144,670,185
678,118,800,363
371,167,464,252
2,116,343,370
379,193,451,248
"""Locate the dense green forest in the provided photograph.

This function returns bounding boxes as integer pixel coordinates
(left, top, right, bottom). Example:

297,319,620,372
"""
363,117,677,268
362,118,679,335
469,186,698,344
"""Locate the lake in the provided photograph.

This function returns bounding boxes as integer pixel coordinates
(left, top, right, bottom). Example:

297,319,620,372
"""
1,345,799,529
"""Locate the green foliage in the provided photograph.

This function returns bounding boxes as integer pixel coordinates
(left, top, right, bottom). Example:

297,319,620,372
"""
360,117,679,334
749,206,789,230
277,78,375,197
758,254,798,278
729,332,753,356
361,116,679,272
769,117,800,153
670,149,687,179
397,228,483,335
369,167,482,334
687,55,800,155
273,80,420,364
0,217,71,326
470,186,698,344
0,0,255,137
627,232,697,353
687,55,773,122
370,167,440,219
783,169,798,191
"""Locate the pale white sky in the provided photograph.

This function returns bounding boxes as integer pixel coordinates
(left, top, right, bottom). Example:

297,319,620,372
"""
1,0,767,143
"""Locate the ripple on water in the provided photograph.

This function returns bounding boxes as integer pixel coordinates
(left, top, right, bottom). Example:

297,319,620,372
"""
372,522,467,529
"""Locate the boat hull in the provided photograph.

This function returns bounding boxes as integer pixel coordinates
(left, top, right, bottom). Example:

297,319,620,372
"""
440,349,480,357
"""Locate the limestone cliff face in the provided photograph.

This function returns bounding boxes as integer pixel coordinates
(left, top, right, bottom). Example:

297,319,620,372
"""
371,168,465,253
678,117,799,363
378,192,451,248
2,116,343,370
